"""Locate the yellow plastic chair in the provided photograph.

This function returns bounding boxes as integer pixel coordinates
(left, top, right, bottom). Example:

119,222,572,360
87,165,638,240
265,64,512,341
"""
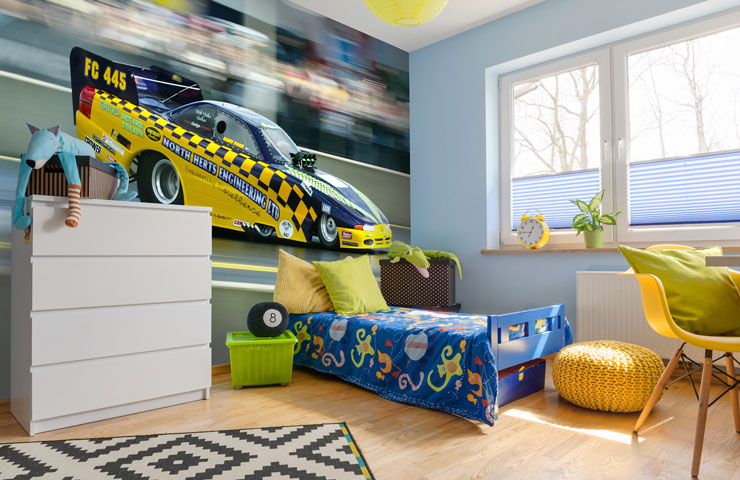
621,245,740,478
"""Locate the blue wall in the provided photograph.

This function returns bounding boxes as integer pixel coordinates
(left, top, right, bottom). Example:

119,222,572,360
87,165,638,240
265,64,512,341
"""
409,0,738,324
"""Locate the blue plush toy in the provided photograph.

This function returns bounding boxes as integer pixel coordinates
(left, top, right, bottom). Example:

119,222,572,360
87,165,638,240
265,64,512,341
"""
13,123,136,233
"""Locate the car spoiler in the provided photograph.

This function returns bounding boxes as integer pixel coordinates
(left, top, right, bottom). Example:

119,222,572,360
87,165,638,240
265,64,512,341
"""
69,47,203,122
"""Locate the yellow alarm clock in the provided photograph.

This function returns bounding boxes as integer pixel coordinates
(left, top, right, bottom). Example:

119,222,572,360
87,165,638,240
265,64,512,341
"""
516,210,550,249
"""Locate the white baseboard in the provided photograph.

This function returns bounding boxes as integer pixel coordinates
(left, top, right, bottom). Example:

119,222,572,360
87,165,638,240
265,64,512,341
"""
19,388,209,436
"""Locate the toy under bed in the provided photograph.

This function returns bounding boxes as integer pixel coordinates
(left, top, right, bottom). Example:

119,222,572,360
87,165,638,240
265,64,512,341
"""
288,304,571,425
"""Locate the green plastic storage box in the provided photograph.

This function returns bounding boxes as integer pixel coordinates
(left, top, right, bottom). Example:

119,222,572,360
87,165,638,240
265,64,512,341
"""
226,331,297,388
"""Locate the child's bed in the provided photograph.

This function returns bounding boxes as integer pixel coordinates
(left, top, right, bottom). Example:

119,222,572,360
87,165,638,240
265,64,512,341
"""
288,304,571,425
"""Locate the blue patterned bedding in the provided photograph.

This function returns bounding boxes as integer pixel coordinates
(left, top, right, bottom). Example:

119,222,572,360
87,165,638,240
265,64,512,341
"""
288,307,499,425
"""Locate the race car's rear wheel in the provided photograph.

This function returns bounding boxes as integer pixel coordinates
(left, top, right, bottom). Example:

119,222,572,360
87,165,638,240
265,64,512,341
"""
137,153,184,205
318,214,339,249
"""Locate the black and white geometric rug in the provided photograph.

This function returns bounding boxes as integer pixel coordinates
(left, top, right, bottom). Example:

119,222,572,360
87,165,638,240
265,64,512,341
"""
0,423,373,479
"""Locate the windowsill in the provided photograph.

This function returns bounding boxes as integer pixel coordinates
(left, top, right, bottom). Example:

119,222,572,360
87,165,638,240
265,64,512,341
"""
482,245,740,254
482,247,619,254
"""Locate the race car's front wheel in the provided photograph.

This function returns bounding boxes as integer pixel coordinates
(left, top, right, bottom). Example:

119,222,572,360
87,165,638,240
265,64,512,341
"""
317,214,339,249
137,153,184,205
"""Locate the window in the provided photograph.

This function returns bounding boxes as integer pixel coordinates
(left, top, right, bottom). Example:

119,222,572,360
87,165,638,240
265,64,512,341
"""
500,12,740,246
260,125,300,164
171,105,216,139
172,105,261,159
500,50,612,245
614,16,740,242
212,111,261,159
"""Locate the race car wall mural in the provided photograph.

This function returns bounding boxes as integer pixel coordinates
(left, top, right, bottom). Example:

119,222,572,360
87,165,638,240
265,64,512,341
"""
70,47,391,250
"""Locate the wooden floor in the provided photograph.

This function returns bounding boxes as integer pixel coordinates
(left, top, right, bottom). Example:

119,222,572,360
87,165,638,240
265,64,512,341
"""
2,362,740,479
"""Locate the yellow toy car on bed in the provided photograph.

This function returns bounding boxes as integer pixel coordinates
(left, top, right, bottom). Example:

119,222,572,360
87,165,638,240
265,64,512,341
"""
69,47,391,249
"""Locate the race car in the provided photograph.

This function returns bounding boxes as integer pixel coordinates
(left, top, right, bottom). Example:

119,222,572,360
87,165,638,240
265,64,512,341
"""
69,47,391,249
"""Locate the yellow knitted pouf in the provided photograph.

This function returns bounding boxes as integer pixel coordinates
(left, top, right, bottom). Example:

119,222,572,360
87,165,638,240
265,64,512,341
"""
552,340,664,413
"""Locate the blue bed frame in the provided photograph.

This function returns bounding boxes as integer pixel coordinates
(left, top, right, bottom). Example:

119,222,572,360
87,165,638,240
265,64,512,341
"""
287,304,569,424
488,304,568,370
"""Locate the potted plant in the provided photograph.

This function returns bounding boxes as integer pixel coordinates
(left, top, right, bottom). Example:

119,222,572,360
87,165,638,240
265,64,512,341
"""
570,190,620,248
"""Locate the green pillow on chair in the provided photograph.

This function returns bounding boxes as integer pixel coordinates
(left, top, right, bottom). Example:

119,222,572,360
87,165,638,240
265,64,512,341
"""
619,245,740,336
314,255,389,316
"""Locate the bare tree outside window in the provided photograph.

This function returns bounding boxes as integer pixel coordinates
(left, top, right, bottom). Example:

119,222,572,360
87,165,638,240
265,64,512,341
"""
628,27,740,163
504,18,740,240
512,64,600,178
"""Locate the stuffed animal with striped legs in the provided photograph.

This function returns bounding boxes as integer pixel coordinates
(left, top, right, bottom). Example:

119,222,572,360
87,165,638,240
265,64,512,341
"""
12,123,136,236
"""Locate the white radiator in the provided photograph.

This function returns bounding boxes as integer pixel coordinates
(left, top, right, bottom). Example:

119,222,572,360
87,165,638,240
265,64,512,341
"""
575,271,703,359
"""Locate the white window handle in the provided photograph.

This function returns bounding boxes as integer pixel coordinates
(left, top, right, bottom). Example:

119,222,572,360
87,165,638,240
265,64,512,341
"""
602,139,611,161
603,138,624,161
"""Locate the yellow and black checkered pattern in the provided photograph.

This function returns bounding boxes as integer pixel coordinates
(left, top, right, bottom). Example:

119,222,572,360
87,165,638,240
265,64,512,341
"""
285,166,382,225
94,91,319,240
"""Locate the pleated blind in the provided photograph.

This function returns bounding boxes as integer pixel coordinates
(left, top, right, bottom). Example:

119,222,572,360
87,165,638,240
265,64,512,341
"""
512,151,740,231
511,169,600,230
629,151,740,226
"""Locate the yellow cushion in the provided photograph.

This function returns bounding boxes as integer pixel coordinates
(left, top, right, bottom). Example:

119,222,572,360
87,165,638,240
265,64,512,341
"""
273,249,333,314
619,245,740,335
552,341,664,413
313,255,389,316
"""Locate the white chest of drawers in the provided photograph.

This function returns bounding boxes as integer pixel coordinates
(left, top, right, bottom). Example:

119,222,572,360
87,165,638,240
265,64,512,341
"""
11,196,212,435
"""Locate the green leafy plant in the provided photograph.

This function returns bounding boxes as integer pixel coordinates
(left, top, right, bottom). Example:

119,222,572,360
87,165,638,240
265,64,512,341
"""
570,190,621,236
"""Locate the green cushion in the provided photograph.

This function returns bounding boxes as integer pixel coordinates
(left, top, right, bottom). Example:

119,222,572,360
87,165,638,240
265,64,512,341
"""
619,245,740,336
313,255,389,316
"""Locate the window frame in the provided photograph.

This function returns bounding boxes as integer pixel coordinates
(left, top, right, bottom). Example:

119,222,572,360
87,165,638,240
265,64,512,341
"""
498,11,740,248
211,110,262,160
259,125,299,165
613,11,740,243
499,49,613,247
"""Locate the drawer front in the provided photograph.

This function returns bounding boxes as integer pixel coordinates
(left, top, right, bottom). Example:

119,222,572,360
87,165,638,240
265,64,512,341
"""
31,257,211,311
32,301,211,366
31,199,211,257
31,346,211,421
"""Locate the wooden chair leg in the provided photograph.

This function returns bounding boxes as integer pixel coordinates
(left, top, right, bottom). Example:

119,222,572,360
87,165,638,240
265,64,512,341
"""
633,346,683,433
691,350,713,478
726,354,740,433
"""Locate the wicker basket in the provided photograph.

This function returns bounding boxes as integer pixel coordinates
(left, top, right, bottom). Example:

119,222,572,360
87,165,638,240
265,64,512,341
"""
26,155,118,199
380,258,456,307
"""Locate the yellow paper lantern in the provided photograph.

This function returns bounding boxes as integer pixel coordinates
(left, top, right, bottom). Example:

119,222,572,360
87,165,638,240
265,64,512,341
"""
363,0,449,27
